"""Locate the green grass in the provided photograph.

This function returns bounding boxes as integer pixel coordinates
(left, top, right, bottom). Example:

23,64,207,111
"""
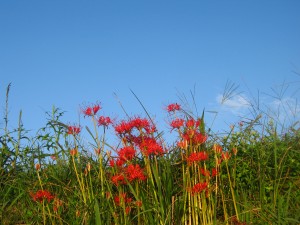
1,83,300,225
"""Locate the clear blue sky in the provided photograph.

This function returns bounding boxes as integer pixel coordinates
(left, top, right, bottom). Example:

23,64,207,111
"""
1,1,300,144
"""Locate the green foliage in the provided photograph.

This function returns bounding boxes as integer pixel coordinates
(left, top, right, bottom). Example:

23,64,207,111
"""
1,84,299,225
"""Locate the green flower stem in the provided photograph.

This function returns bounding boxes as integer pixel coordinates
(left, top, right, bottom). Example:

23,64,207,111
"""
72,155,87,204
225,160,239,221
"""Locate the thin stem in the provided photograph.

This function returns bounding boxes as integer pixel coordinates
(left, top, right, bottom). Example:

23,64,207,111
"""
225,161,239,221
72,155,87,204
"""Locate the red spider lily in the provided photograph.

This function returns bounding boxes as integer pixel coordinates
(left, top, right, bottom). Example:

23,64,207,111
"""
130,117,150,129
109,159,115,167
125,206,131,215
222,151,231,161
177,140,188,149
185,118,200,128
116,158,126,167
193,132,208,144
200,168,210,177
129,117,156,134
130,136,143,145
98,116,112,127
211,168,218,177
190,182,208,195
111,174,126,186
113,195,121,205
115,117,156,136
83,107,92,116
113,193,132,206
170,118,185,130
117,146,136,161
138,137,164,156
185,129,195,138
115,120,133,135
213,144,223,154
82,103,101,117
35,163,41,171
109,158,126,167
217,158,223,165
115,117,157,143
192,133,207,144
124,164,147,182
186,151,208,164
93,104,101,114
70,149,78,156
31,190,55,203
232,147,238,156
182,131,207,145
135,200,142,207
144,124,157,134
53,198,63,212
67,125,81,135
166,103,181,112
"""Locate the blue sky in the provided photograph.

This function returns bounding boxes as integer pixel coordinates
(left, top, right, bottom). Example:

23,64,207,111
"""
1,1,300,144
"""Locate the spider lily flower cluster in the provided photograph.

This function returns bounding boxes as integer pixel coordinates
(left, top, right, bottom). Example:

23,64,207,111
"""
31,190,55,203
29,101,241,225
0,79,297,224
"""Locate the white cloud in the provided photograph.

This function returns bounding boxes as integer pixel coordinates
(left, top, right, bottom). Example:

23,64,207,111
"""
268,97,300,121
208,88,300,133
201,94,252,132
216,94,250,113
